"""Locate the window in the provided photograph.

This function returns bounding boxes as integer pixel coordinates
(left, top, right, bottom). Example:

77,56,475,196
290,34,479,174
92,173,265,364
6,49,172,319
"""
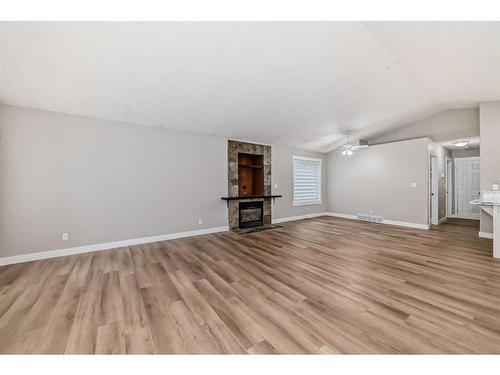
293,156,322,206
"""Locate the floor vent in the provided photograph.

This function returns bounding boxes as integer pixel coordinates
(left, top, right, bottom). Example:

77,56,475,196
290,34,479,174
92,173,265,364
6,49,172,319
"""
357,214,383,223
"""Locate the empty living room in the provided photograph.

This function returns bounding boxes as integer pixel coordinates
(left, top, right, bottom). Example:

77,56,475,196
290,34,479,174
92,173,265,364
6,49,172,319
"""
1,1,500,373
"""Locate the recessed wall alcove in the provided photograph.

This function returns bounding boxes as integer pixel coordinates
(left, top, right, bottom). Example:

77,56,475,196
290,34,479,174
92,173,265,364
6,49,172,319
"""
238,153,264,196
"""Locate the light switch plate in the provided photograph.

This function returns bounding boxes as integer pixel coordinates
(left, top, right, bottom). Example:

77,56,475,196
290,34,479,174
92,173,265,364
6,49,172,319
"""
411,182,417,188
493,184,499,191
274,183,278,189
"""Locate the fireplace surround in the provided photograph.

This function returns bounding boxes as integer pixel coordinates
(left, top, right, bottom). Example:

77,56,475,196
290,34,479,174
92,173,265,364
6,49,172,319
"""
222,140,281,230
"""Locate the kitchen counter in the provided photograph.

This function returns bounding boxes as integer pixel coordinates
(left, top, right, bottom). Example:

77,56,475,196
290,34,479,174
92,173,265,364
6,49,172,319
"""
470,193,500,258
470,199,500,206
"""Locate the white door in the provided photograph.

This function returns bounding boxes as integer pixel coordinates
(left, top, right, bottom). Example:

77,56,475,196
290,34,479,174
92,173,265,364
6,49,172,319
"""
430,156,439,225
455,157,480,220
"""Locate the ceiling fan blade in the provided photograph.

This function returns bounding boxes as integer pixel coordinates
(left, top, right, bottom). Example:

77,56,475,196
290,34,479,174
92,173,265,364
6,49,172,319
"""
351,145,369,151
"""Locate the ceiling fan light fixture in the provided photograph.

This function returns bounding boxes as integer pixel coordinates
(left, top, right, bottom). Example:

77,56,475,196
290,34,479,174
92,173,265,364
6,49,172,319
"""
453,141,469,147
351,144,369,150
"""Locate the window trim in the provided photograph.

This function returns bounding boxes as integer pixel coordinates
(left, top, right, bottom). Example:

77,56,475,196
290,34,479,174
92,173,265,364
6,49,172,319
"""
292,155,322,207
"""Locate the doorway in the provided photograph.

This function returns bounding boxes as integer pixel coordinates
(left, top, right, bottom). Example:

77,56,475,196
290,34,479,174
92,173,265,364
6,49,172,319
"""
454,157,480,220
430,156,439,225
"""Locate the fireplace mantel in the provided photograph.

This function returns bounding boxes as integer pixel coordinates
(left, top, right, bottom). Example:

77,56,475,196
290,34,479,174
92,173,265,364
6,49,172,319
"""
221,195,282,201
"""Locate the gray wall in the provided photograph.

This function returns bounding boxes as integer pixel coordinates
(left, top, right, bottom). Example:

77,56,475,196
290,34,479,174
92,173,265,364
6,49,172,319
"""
327,138,430,226
369,108,479,145
0,104,230,257
479,101,500,234
272,146,328,220
0,104,330,258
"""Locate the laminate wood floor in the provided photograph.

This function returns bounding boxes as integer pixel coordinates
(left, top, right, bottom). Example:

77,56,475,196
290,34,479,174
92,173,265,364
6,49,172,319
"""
1,217,499,354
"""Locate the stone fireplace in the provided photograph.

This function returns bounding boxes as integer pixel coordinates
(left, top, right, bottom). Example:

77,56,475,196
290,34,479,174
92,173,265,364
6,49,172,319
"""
221,140,281,231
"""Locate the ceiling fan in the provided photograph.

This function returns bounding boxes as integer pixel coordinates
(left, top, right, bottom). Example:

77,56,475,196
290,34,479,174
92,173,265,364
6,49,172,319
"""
338,130,369,156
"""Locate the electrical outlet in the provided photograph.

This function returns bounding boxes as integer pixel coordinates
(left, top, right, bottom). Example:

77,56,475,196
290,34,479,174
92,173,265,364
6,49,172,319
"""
411,182,417,188
274,183,278,189
493,184,499,191
62,233,69,241
198,218,203,225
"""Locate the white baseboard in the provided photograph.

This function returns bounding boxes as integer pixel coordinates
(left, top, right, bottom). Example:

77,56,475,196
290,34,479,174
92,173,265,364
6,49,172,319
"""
327,212,430,230
0,226,229,267
0,211,434,266
384,220,430,230
479,231,493,239
272,212,330,224
439,217,448,224
325,212,357,220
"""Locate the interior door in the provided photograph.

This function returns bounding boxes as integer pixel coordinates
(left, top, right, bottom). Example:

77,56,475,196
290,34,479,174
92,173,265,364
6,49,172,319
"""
455,157,480,220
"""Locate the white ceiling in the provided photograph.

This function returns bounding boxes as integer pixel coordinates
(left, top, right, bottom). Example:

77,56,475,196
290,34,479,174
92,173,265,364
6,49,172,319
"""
1,22,499,152
439,136,480,151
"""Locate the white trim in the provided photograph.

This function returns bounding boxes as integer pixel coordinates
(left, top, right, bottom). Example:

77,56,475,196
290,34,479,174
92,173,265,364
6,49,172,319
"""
327,212,430,230
479,231,494,239
272,212,329,224
438,217,448,224
430,155,439,226
0,212,436,266
382,220,430,230
326,212,357,220
292,155,323,163
446,156,453,217
292,201,323,207
0,226,229,266
453,213,481,220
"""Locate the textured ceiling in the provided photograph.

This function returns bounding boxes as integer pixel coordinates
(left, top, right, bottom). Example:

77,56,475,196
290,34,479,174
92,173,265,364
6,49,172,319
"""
1,22,499,152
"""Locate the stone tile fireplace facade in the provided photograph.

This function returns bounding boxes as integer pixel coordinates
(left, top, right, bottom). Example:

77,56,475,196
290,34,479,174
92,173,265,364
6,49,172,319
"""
227,140,272,230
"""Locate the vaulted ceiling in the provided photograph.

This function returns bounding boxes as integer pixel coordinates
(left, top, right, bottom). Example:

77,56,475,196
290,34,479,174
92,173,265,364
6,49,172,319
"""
1,22,499,152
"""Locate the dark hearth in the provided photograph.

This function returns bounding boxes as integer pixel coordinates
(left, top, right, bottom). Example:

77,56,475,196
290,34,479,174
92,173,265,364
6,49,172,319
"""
239,201,263,228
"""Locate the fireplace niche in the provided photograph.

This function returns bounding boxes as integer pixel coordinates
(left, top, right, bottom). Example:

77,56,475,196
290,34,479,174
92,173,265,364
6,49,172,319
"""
238,153,264,197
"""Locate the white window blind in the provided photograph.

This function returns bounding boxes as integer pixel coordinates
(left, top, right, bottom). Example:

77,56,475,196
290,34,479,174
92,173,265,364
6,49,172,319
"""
293,156,322,206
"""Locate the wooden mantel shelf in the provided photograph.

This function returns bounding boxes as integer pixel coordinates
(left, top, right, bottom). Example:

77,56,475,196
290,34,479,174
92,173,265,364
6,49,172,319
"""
221,195,282,201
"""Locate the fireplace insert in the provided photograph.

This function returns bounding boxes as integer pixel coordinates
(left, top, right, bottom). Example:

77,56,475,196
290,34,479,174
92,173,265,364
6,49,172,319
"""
239,201,264,229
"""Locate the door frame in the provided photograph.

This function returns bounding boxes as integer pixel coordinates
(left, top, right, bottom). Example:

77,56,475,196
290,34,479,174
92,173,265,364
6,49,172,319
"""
429,156,439,225
454,156,480,220
446,157,453,217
